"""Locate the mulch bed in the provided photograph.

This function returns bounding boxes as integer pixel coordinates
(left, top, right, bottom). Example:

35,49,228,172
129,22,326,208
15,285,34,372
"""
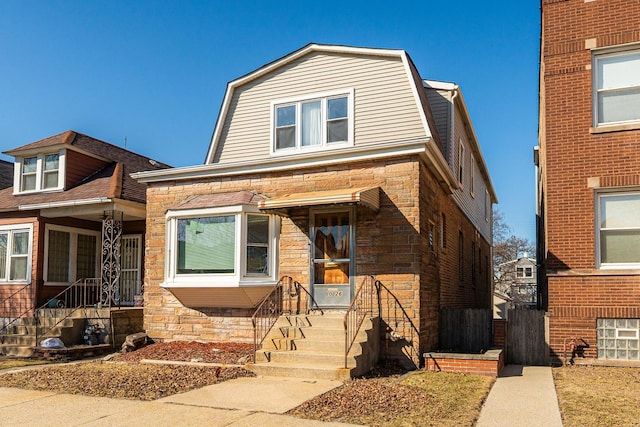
112,340,254,364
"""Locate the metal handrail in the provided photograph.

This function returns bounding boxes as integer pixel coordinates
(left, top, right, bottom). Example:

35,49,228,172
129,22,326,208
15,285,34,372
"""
35,278,103,344
252,276,288,362
377,280,421,366
344,275,379,368
0,284,33,341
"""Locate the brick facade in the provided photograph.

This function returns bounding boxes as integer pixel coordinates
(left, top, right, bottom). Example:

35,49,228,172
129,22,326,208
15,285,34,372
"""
539,0,640,364
143,154,492,355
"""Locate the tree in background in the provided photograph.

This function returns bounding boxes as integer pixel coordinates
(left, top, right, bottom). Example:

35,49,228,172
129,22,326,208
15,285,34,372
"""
493,208,535,298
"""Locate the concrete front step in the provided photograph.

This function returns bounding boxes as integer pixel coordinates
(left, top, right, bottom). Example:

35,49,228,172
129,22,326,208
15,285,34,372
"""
257,349,359,367
247,362,353,381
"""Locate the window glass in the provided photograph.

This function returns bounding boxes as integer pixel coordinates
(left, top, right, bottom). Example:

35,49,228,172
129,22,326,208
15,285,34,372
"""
246,215,269,275
276,105,296,149
596,51,640,124
177,216,235,274
9,231,29,281
76,234,97,279
48,230,70,282
0,233,7,280
599,193,640,265
327,97,348,143
22,157,37,191
328,97,348,119
302,101,321,147
43,154,59,189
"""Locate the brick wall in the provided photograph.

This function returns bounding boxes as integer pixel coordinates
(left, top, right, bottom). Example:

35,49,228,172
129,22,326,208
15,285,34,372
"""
540,0,640,362
143,154,491,355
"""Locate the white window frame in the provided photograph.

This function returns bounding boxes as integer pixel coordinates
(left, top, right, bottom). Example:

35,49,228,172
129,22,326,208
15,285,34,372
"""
14,150,65,194
470,152,476,197
165,204,279,287
485,189,490,222
595,191,640,269
43,224,101,286
592,45,640,128
270,88,354,156
0,224,33,284
458,140,465,186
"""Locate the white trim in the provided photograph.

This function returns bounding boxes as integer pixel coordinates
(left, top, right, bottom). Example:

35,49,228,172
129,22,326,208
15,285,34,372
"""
164,205,280,288
13,149,65,195
0,223,33,285
43,224,101,286
270,88,354,156
18,197,113,211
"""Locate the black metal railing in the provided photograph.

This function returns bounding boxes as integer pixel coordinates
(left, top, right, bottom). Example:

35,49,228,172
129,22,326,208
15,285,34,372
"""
0,284,33,342
343,275,379,368
377,280,421,366
35,278,102,343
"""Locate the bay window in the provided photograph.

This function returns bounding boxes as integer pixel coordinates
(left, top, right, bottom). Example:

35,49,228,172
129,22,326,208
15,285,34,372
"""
44,225,100,284
272,89,353,154
593,47,640,126
16,150,64,193
0,224,32,283
597,192,640,268
166,206,279,286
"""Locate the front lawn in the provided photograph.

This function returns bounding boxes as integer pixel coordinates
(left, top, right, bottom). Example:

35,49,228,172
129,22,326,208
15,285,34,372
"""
554,366,640,426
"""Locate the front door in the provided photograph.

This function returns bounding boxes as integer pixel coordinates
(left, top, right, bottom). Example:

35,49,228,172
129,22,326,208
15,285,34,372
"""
119,235,142,305
311,209,354,307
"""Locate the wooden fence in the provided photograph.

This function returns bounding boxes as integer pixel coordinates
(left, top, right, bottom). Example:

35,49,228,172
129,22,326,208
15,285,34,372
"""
506,309,548,365
439,308,492,353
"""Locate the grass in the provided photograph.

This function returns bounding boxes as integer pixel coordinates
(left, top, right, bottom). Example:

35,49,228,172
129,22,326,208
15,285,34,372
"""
288,370,495,427
0,358,51,370
554,366,640,427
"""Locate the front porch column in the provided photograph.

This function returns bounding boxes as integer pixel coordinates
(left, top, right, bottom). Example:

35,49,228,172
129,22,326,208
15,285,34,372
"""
101,210,123,307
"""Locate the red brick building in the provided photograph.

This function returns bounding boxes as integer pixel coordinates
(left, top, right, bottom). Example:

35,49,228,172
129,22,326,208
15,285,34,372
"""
538,0,640,364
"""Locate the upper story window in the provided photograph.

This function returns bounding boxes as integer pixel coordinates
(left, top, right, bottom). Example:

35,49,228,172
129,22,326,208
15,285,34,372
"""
597,191,640,268
458,140,465,185
15,150,65,194
0,224,33,284
272,89,354,154
516,266,533,278
470,153,476,197
593,47,640,127
165,205,279,285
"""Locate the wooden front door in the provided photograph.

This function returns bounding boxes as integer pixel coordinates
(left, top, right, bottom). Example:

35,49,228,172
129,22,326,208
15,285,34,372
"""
310,209,354,307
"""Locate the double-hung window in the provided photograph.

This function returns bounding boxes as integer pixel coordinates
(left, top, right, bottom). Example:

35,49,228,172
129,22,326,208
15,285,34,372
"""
166,206,279,285
593,47,640,127
0,224,32,283
16,151,64,193
44,224,100,284
272,89,353,154
596,192,640,268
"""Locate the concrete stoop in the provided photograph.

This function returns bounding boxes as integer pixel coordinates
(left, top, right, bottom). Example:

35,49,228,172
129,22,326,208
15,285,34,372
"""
0,308,108,357
248,313,379,381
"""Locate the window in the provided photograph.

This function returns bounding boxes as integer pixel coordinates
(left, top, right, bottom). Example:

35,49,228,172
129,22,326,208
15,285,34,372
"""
272,89,353,154
441,213,447,248
593,48,640,126
44,225,99,284
470,153,476,196
596,192,640,268
458,140,465,185
597,319,639,360
516,266,534,278
485,190,490,222
166,206,279,285
0,225,32,283
16,151,64,193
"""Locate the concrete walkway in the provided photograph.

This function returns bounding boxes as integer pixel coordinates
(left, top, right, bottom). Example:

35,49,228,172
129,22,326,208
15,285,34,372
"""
476,365,563,427
0,376,361,427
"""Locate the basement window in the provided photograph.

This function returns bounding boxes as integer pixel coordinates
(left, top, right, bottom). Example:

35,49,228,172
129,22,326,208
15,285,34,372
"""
597,318,640,360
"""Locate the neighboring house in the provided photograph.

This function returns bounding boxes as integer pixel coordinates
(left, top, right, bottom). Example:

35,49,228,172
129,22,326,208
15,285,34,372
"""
0,160,13,189
493,290,512,320
538,0,640,364
495,255,536,309
0,130,170,354
134,44,497,374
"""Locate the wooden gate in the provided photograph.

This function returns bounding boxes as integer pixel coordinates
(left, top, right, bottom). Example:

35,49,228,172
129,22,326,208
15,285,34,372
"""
506,309,548,365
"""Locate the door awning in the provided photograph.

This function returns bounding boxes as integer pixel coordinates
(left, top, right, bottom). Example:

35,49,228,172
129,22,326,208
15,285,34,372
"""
258,187,379,211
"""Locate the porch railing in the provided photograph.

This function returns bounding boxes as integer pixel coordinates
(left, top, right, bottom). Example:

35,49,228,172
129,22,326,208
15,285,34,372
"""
343,275,379,368
377,280,421,366
35,278,103,344
251,276,322,362
0,284,33,342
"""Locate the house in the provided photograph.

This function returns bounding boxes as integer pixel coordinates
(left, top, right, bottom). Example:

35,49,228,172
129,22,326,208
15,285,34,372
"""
0,130,170,355
495,254,536,309
134,43,497,377
538,0,640,364
0,160,13,189
493,290,512,320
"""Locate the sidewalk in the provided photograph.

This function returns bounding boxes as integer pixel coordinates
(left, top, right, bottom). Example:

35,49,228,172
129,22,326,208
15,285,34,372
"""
0,376,361,427
476,365,563,427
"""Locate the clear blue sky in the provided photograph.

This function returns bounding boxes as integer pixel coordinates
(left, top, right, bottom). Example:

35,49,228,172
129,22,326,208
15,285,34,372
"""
0,1,540,242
